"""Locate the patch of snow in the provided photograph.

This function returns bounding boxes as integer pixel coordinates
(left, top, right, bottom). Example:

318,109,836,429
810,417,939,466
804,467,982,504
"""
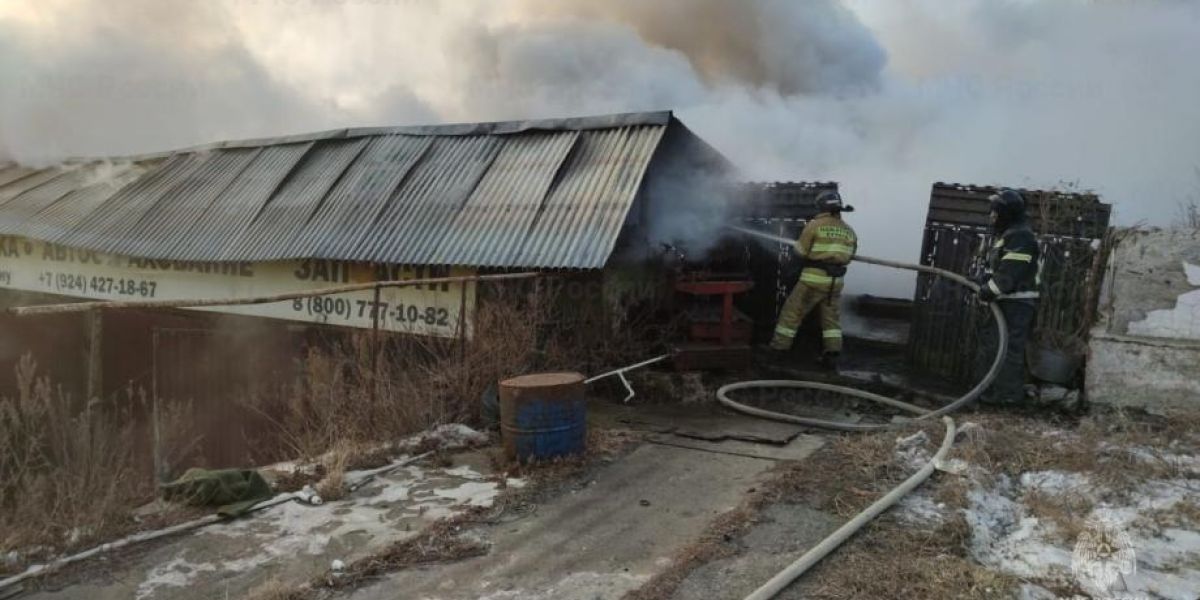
469,571,649,600
1186,262,1200,286
894,430,932,470
403,424,489,452
1019,471,1095,498
433,481,502,507
136,554,218,600
961,472,1200,600
134,458,524,599
934,457,970,474
897,491,947,524
1125,447,1200,475
1017,583,1057,600
442,465,488,480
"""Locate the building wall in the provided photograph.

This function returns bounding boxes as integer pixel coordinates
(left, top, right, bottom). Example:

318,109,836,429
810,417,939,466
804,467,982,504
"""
1087,228,1200,410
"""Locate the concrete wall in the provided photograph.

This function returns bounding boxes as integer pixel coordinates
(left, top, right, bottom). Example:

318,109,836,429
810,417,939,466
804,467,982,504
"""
1087,228,1200,410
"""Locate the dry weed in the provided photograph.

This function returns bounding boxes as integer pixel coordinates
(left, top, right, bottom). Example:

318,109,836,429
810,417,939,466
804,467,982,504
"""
243,576,304,600
0,355,151,562
799,516,1017,600
240,285,605,463
315,442,351,501
1021,488,1095,543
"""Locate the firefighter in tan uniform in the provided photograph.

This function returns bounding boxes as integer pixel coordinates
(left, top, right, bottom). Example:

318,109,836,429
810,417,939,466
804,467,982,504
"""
770,190,857,369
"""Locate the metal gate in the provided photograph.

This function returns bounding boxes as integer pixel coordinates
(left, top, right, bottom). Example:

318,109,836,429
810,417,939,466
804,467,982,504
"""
908,184,1112,385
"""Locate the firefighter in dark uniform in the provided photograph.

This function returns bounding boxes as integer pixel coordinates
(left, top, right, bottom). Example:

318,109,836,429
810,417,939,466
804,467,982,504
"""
978,189,1040,405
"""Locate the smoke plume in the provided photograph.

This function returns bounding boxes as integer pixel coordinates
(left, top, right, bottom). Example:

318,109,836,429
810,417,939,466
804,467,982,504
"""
2,0,1198,296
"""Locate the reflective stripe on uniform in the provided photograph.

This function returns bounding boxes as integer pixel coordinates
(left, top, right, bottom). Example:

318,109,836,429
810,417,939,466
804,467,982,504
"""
800,270,834,285
809,242,854,255
993,239,1005,248
988,279,1003,295
774,325,797,338
1001,291,1040,299
1002,252,1033,262
822,329,842,339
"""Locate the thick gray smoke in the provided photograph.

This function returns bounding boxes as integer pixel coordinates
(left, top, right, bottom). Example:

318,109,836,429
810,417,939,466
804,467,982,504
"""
2,0,1198,296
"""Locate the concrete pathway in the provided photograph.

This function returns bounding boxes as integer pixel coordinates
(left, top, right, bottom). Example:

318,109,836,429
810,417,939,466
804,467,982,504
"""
346,437,822,600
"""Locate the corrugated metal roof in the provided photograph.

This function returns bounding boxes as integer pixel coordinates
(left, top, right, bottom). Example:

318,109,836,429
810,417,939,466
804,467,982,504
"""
0,110,724,269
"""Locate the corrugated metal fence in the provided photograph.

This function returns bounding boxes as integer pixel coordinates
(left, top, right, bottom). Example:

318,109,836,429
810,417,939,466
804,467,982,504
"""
735,182,836,340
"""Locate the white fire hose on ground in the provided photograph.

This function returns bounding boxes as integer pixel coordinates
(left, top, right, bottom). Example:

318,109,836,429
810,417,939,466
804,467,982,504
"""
721,225,1008,600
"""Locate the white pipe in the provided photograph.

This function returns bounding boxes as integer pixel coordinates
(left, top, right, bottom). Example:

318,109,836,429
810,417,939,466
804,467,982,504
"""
585,353,671,403
584,354,671,384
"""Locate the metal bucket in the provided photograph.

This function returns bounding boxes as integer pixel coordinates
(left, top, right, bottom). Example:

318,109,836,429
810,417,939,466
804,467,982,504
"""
499,372,587,462
1029,346,1082,385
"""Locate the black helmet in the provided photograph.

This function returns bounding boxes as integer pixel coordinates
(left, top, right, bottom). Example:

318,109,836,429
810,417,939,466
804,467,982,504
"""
816,190,854,213
988,189,1026,230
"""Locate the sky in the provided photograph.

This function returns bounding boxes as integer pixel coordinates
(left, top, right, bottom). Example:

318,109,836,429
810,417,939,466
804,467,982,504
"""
0,0,1197,295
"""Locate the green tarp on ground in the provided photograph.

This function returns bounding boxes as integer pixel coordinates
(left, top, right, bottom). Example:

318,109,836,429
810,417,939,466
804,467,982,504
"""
159,468,273,517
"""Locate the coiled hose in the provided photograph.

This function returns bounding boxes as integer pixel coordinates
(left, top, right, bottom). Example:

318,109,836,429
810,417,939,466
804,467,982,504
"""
722,226,1008,600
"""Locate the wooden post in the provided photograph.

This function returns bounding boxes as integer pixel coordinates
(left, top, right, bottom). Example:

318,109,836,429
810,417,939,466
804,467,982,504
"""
457,279,468,363
370,282,381,406
151,330,164,484
86,309,103,401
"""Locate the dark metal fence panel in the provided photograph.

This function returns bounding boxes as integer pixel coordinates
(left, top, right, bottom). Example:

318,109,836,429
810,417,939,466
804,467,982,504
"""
734,182,837,340
908,184,1113,385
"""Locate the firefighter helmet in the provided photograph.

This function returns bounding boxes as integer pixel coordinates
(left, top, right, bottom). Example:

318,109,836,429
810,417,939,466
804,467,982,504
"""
816,190,854,213
988,188,1026,230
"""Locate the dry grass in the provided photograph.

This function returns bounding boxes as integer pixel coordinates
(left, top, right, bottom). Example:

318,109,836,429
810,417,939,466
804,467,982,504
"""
314,442,351,502
0,355,150,564
795,514,1015,600
1022,488,1095,543
240,281,651,463
243,577,300,600
951,408,1200,492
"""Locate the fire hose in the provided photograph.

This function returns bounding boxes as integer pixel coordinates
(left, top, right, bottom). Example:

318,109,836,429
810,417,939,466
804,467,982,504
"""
722,225,1007,600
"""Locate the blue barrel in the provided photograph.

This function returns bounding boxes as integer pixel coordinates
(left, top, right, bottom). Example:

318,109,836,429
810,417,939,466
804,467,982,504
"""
499,372,587,462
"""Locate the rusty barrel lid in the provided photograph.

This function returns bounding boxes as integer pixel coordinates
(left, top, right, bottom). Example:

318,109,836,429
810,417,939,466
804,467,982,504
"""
500,371,585,388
